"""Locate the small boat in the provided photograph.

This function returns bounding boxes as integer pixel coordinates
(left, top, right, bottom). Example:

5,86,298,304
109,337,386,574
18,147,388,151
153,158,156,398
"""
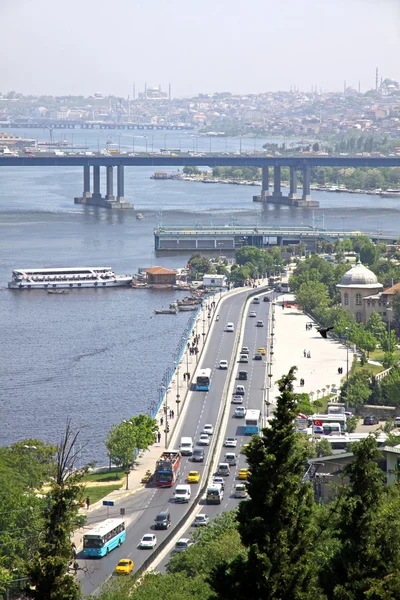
178,305,198,311
47,289,69,295
136,213,144,220
154,308,178,314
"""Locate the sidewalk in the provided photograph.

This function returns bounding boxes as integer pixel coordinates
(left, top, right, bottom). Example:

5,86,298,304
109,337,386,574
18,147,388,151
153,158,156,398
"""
271,295,352,406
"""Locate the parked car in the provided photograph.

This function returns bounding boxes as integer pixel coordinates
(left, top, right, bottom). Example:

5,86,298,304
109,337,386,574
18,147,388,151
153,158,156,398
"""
363,415,379,425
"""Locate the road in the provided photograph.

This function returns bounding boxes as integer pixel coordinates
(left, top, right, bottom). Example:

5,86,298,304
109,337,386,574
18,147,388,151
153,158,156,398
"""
78,288,271,595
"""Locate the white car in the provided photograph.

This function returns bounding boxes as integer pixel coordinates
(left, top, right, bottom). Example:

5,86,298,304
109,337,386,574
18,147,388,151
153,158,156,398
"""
139,533,157,549
212,476,225,490
232,395,243,404
219,360,228,370
225,323,234,332
249,311,257,318
234,407,246,418
224,437,237,447
256,320,264,327
193,514,210,527
203,424,214,435
241,347,250,355
198,434,210,446
239,354,249,363
174,538,193,552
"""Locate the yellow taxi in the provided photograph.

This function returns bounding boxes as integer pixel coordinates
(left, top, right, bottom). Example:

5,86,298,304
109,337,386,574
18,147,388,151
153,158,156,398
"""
115,558,134,574
241,443,250,455
238,468,250,480
257,347,266,355
187,470,201,483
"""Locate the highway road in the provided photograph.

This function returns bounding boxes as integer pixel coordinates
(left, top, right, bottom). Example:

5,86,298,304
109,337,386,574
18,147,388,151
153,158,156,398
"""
155,292,272,571
78,287,270,596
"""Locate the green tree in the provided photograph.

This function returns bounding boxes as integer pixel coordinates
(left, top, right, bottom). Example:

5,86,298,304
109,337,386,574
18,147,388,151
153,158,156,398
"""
296,281,331,313
28,423,87,600
188,253,213,278
380,330,397,353
316,437,333,457
320,436,400,600
183,166,200,176
382,352,396,369
345,415,358,433
380,367,400,406
340,370,371,408
365,311,387,342
210,368,319,600
352,328,377,356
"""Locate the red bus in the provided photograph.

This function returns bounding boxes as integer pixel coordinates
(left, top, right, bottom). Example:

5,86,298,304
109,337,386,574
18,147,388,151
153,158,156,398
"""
155,450,181,487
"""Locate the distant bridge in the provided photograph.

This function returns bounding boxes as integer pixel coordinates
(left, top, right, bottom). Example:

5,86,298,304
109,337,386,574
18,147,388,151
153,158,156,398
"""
0,121,194,130
1,154,399,210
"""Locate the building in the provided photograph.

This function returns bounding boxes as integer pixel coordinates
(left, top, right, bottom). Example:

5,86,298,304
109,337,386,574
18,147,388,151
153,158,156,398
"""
336,261,383,323
145,266,176,285
203,274,227,289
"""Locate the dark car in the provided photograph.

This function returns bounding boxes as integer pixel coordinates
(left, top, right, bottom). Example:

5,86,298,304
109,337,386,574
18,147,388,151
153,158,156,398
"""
238,370,248,380
254,353,263,361
192,448,205,462
363,415,379,426
154,510,171,530
263,296,270,302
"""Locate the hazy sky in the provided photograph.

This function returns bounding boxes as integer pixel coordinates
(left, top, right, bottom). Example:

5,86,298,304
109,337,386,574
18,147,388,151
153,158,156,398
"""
2,0,399,97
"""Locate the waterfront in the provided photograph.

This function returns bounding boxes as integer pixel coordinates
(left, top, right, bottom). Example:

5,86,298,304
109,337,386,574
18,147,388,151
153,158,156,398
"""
1,130,400,463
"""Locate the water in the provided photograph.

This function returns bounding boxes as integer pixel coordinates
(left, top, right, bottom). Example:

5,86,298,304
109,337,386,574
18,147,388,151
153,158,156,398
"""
1,129,400,462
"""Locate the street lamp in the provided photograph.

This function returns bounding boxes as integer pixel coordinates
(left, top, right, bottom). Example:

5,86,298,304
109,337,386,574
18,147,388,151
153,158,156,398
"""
387,306,393,353
341,216,346,237
144,136,148,153
174,361,181,416
161,386,171,448
122,420,135,490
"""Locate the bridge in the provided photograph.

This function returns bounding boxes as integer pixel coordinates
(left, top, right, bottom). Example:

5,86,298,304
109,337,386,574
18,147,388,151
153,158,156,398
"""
154,224,398,251
1,154,400,210
0,121,194,131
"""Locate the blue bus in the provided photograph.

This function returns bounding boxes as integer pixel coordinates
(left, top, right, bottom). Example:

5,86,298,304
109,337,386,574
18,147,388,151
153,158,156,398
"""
196,368,212,391
83,518,126,558
245,409,261,435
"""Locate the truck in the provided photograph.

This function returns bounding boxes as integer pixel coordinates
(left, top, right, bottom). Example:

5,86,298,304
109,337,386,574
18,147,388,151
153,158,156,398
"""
154,450,181,488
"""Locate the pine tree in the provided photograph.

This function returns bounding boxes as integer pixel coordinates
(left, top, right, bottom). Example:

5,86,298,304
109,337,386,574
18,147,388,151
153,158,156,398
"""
209,367,319,600
321,436,400,600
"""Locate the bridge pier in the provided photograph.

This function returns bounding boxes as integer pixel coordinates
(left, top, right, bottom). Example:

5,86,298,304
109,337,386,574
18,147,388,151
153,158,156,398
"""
288,167,298,199
302,164,311,201
261,166,269,200
74,165,133,209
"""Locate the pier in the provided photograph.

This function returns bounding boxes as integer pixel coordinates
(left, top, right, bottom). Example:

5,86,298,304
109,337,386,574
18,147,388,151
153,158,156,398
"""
154,225,398,251
74,164,134,209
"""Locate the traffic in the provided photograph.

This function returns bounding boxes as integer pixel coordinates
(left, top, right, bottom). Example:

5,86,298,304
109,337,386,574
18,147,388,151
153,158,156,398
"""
77,288,273,595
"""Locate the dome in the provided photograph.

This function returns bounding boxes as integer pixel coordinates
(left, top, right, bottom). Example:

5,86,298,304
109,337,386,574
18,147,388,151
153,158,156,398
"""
339,262,379,287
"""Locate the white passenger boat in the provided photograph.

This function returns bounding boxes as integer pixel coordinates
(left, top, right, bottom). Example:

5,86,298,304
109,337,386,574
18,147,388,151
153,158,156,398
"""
8,267,132,290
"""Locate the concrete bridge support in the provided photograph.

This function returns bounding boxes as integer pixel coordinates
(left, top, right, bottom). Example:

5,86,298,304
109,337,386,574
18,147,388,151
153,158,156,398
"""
289,167,298,199
74,165,133,209
273,166,282,198
261,166,269,200
302,164,311,201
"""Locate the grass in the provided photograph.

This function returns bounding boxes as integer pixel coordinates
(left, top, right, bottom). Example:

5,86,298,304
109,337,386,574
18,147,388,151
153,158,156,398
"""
82,483,123,505
370,349,400,363
352,362,384,376
81,468,125,483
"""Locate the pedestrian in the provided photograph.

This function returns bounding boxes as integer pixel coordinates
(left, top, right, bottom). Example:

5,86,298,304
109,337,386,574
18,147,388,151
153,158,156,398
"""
187,372,191,380
303,349,307,358
172,410,175,419
183,372,186,382
305,324,308,331
86,496,90,510
157,431,161,443
307,351,311,359
160,416,163,426
169,410,173,419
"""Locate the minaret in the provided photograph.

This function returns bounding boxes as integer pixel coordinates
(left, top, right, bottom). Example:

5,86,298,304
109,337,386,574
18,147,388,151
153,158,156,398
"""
169,83,171,100
375,67,379,91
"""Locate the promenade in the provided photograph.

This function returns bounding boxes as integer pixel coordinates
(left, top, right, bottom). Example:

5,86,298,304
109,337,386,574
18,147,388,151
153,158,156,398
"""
72,288,351,551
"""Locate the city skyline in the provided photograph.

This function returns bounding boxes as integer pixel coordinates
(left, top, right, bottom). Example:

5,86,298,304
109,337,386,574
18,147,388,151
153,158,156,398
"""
1,0,399,97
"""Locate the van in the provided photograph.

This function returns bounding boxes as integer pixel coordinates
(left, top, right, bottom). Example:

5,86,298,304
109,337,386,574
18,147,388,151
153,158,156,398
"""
154,510,171,530
225,453,237,466
174,484,191,503
238,370,248,380
217,463,230,476
235,385,245,396
206,484,224,504
234,483,248,499
322,422,341,435
226,322,234,332
180,437,193,456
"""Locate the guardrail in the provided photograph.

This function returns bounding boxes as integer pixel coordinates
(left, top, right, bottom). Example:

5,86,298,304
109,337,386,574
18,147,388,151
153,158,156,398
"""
134,284,271,578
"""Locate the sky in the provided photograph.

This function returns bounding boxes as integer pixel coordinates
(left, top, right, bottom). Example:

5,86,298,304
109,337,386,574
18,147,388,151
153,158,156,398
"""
1,0,400,97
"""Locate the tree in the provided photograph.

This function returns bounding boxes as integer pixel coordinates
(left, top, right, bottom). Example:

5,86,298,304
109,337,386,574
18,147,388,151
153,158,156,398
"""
296,281,331,313
316,438,332,457
320,436,400,600
210,368,319,600
391,291,400,334
352,328,377,356
183,166,200,176
345,415,358,433
105,415,157,487
382,352,396,369
380,367,400,406
365,311,387,342
188,253,213,278
28,423,87,600
380,330,397,353
340,370,371,408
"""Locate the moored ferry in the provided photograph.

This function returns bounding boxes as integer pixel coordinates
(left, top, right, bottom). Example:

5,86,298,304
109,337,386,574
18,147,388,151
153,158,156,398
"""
8,267,132,290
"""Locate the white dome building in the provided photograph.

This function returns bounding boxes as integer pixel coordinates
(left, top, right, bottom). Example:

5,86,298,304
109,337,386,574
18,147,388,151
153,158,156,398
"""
336,261,383,323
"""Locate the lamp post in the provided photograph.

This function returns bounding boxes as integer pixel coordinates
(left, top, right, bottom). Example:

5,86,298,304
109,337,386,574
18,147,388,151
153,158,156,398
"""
122,420,135,490
341,216,346,237
174,361,181,416
161,387,171,448
388,306,393,353
144,136,148,153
